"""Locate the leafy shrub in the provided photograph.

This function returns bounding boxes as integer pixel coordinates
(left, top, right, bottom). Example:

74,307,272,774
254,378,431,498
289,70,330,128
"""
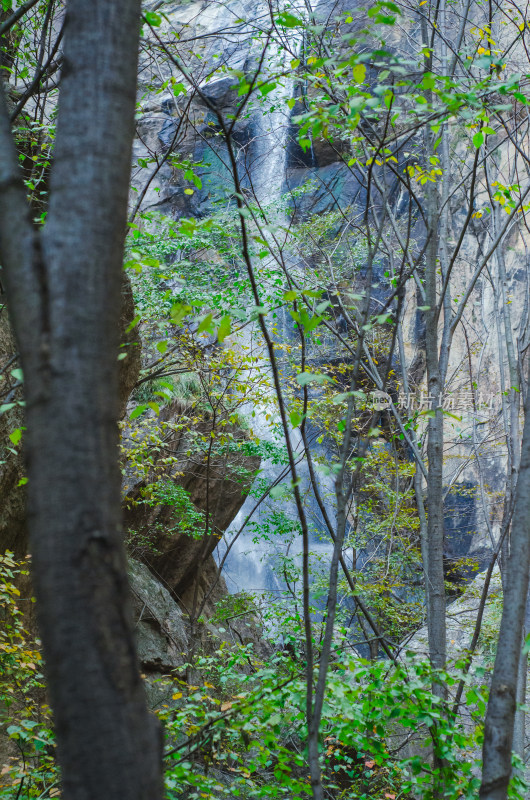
0,553,56,799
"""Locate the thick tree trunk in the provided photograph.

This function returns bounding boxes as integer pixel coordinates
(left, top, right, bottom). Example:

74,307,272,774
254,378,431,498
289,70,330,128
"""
0,1,163,798
479,387,530,800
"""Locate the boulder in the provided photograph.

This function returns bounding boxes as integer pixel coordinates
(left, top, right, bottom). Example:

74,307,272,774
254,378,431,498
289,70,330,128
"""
123,405,260,613
401,566,503,663
129,557,188,673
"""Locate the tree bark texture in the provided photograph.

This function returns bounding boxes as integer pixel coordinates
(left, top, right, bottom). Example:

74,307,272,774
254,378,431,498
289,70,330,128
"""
424,179,447,694
480,388,530,800
0,1,163,798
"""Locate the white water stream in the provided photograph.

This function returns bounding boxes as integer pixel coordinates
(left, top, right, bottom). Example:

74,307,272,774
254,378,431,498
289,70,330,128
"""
212,0,339,596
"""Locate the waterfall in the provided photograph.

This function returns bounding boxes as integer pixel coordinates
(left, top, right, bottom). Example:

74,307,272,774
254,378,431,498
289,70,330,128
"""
217,0,339,597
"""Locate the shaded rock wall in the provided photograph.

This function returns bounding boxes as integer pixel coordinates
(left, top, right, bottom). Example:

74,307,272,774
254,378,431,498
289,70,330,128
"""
132,0,530,585
123,403,260,615
129,557,188,673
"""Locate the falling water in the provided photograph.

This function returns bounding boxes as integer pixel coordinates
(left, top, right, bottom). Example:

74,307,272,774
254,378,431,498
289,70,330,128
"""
217,0,339,596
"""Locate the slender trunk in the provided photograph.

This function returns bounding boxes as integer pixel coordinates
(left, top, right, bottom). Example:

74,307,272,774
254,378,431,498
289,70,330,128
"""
513,589,530,774
480,384,530,800
420,10,447,706
0,1,163,797
513,626,527,764
424,166,447,692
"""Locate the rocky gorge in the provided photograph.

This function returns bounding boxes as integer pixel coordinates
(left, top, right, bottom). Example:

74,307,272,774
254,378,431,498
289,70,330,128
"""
2,0,530,796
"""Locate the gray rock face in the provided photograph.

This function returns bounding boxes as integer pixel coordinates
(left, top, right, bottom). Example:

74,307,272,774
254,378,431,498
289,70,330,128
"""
401,569,529,777
129,557,188,672
402,567,503,663
122,403,260,611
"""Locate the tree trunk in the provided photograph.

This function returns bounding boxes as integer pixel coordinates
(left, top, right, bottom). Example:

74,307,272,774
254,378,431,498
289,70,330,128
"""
479,386,530,800
0,1,163,798
424,174,447,694
419,12,447,709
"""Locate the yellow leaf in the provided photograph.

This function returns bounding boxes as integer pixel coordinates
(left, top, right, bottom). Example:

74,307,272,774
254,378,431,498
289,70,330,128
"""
172,692,183,700
353,63,366,83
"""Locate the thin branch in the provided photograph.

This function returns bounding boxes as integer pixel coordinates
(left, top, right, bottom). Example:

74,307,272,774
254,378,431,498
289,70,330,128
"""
0,0,42,38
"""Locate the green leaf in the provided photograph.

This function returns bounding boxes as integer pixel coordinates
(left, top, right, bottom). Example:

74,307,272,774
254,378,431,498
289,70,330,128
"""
10,368,23,382
332,391,365,404
198,313,214,334
473,131,484,149
291,308,323,333
283,290,298,302
422,72,435,90
443,410,462,421
170,303,192,325
130,404,147,420
260,82,277,97
217,315,231,343
178,218,197,238
144,11,162,26
290,410,302,427
9,428,24,446
296,372,331,386
141,257,159,268
277,11,303,27
125,314,141,333
156,340,168,354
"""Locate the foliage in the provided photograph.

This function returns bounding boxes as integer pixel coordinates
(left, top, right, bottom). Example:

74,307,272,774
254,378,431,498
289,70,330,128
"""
0,553,56,798
160,628,526,800
4,0,530,796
